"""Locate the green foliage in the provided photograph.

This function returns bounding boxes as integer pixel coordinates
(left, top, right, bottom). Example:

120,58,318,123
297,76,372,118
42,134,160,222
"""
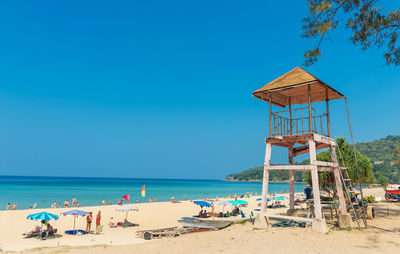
226,166,305,182
363,195,376,203
356,135,400,183
302,0,400,66
377,175,389,190
397,141,400,165
304,137,375,195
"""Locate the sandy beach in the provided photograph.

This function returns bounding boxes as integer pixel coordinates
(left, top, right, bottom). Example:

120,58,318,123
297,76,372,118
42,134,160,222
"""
0,186,399,253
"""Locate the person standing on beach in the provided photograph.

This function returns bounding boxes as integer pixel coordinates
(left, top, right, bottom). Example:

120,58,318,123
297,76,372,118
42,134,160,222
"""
57,202,61,208
12,203,17,210
64,200,69,208
72,197,77,207
6,203,10,210
96,211,101,229
304,185,313,199
102,199,105,206
154,196,157,202
86,212,93,233
33,203,37,209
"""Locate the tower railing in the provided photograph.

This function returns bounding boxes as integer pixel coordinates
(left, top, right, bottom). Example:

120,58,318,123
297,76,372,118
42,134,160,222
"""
271,107,327,137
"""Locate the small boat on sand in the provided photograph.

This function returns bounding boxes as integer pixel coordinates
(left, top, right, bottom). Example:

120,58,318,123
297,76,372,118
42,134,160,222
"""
177,217,232,229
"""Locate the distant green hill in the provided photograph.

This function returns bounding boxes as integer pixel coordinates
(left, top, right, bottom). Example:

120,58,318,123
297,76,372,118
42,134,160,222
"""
356,135,400,183
226,135,400,183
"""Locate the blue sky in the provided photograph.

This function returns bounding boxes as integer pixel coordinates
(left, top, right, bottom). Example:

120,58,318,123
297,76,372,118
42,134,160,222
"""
0,1,399,179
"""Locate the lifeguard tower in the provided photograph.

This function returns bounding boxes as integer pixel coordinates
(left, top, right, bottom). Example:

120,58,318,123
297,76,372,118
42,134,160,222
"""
253,67,353,230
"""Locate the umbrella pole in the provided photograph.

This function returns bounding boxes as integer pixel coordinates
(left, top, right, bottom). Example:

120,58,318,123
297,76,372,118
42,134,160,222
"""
74,215,76,231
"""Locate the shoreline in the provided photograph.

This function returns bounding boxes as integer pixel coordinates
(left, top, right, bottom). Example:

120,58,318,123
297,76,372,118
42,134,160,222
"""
224,179,307,183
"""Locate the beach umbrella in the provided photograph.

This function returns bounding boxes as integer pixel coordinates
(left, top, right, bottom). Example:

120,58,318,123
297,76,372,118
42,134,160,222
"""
228,200,248,206
193,201,212,208
215,201,231,206
215,200,232,213
27,212,59,222
256,198,272,202
115,205,138,220
61,209,88,230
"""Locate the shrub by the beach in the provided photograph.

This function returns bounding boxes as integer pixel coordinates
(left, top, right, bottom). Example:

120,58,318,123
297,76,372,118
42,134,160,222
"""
377,175,389,190
363,195,376,203
304,137,375,197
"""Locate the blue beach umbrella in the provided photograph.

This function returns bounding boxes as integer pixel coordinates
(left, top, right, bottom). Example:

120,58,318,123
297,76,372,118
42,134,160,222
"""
256,198,271,202
228,200,239,206
27,212,59,221
61,209,88,231
228,200,248,206
193,201,212,207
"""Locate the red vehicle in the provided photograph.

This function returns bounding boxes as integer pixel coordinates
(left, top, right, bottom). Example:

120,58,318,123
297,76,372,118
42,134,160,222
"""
385,189,400,200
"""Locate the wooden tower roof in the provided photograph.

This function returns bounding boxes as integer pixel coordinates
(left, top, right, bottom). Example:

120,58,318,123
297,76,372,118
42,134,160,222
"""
252,67,344,107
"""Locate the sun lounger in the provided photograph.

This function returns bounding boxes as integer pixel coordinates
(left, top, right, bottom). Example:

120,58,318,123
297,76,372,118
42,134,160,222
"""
23,231,41,238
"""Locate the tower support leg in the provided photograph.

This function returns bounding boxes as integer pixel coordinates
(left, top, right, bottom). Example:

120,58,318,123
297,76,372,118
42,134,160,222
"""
288,146,295,210
330,145,347,215
261,143,271,213
309,140,322,219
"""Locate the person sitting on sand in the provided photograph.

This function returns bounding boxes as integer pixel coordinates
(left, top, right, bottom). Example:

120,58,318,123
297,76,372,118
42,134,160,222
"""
171,196,175,203
109,217,117,228
46,223,54,232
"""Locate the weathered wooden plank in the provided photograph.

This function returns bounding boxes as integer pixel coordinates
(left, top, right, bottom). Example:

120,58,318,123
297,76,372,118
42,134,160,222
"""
293,142,329,157
268,165,313,171
313,133,336,146
330,145,347,215
317,167,335,172
314,161,337,167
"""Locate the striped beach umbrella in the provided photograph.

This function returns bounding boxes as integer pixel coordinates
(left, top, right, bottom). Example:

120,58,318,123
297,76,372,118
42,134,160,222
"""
61,209,88,231
27,212,59,221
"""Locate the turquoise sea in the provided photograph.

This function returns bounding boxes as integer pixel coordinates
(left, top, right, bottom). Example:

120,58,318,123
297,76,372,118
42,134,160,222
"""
0,176,307,210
